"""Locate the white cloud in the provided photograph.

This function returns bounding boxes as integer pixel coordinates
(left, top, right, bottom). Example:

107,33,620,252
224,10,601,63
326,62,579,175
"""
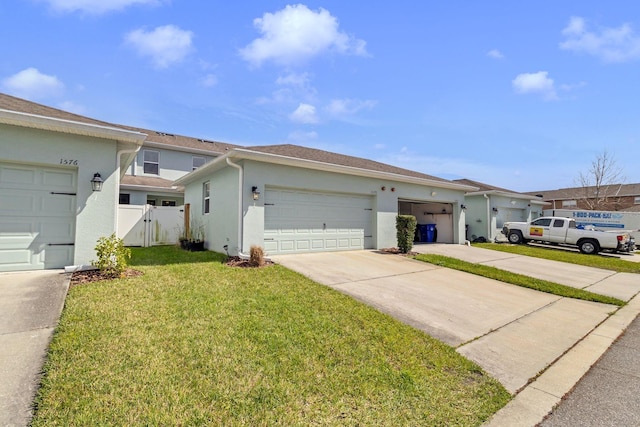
276,72,312,88
239,4,368,67
560,16,640,63
125,25,194,68
512,71,558,101
487,49,504,59
1,67,65,100
201,74,218,87
325,98,376,117
289,103,319,124
42,0,162,14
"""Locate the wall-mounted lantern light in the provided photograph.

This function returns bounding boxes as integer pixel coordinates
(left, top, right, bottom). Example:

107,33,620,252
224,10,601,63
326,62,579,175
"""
90,173,103,192
251,186,261,201
492,207,499,213
381,186,386,191
460,204,467,210
391,187,395,192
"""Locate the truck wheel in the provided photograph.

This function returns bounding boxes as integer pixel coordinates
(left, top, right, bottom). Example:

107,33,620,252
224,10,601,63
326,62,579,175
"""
579,239,600,254
508,231,524,244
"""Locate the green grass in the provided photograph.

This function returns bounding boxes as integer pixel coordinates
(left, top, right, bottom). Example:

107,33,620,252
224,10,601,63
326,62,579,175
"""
414,254,625,307
32,246,510,426
473,242,640,274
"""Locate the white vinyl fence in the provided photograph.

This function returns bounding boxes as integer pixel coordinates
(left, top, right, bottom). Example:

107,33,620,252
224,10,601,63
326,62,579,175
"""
117,204,184,247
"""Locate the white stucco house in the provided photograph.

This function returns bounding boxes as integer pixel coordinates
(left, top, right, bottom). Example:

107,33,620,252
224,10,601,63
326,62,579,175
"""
175,145,477,256
453,179,547,242
0,101,146,272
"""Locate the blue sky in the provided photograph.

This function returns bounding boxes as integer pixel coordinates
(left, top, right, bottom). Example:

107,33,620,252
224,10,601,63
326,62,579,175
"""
2,1,639,192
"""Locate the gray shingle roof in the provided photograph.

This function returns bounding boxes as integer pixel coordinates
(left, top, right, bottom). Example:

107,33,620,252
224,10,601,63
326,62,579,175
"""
244,144,452,183
0,92,237,154
526,183,640,200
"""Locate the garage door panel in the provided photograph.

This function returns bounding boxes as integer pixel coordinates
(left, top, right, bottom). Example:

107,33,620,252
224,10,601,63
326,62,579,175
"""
0,162,76,271
264,188,373,254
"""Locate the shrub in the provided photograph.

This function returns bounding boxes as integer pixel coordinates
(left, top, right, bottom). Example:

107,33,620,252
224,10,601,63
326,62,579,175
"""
396,215,417,254
92,234,131,277
249,245,265,267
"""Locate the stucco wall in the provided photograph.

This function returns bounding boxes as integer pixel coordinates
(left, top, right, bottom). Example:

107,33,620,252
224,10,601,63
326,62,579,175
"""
131,147,215,181
0,123,125,267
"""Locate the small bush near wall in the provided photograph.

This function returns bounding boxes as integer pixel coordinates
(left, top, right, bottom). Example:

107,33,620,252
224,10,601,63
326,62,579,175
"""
249,245,266,267
92,234,131,277
396,215,417,254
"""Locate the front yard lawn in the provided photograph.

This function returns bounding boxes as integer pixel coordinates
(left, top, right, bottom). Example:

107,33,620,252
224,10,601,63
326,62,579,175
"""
473,242,640,274
32,246,509,426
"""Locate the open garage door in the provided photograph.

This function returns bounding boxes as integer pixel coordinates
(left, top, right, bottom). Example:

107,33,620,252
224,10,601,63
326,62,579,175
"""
0,162,76,271
264,188,373,254
398,200,454,243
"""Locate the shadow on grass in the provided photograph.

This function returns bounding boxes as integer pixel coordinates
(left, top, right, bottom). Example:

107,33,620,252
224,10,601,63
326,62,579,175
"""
129,245,228,267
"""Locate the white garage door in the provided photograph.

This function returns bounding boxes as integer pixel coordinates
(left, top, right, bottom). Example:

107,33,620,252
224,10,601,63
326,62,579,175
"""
264,188,373,254
0,162,77,272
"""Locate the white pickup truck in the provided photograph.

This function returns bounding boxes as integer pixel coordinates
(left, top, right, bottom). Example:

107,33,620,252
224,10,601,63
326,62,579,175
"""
502,216,636,254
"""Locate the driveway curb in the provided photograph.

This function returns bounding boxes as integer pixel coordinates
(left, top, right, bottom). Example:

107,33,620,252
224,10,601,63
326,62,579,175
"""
483,294,640,426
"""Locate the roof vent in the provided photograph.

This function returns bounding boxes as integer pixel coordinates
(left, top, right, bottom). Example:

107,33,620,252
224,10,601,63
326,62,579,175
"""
197,138,215,144
156,131,175,137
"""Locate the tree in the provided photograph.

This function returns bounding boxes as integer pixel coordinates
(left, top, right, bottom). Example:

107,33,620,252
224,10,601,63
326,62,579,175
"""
576,150,625,210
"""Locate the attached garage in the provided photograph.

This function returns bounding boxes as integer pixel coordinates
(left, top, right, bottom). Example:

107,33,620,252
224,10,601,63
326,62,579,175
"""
0,162,77,271
264,188,373,254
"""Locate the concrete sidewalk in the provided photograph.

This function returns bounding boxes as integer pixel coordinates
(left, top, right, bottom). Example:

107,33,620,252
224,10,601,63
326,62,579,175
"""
0,270,69,427
273,246,640,426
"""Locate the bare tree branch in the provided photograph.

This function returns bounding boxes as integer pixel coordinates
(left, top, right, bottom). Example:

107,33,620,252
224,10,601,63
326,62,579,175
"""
575,150,626,209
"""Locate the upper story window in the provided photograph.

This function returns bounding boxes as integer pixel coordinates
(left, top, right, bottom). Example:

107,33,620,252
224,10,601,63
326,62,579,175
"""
143,150,159,175
203,181,210,214
635,196,640,204
192,156,206,171
562,200,577,208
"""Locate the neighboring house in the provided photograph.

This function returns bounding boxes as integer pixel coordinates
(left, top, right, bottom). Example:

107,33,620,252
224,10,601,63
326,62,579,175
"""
117,129,237,207
453,179,547,242
0,102,146,272
175,145,477,256
527,183,640,212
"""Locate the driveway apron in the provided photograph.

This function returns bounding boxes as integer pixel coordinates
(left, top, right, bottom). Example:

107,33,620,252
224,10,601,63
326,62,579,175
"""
0,270,69,427
272,250,617,394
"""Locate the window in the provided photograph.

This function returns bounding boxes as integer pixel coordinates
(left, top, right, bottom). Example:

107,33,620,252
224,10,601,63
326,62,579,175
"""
552,219,565,227
143,150,159,175
562,200,577,208
192,156,206,171
162,200,176,207
532,218,552,227
147,199,156,206
635,196,640,205
203,181,210,214
119,193,130,204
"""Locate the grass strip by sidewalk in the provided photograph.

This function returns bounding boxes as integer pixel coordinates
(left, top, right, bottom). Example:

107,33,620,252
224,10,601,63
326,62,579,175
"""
31,246,510,426
414,254,625,307
473,242,640,274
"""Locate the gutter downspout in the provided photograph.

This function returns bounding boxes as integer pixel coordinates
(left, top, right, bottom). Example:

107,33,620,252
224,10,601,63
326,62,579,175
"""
115,147,141,232
484,193,491,240
226,157,246,257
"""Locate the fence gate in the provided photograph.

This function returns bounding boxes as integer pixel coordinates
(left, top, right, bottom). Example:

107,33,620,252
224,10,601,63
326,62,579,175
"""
117,205,184,247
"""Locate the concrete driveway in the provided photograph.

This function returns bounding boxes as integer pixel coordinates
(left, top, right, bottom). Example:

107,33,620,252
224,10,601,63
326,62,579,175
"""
272,248,625,394
0,270,69,427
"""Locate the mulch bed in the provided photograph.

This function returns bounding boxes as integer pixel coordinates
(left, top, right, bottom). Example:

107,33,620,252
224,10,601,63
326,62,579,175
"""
225,256,273,268
379,247,418,256
70,268,144,287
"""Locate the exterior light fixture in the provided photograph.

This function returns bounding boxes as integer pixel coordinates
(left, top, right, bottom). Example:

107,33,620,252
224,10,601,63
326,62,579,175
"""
492,207,499,213
251,186,260,201
90,173,103,192
461,204,467,210
381,186,386,191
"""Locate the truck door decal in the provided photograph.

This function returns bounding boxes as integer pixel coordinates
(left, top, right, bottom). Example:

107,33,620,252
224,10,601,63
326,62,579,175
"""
530,227,544,236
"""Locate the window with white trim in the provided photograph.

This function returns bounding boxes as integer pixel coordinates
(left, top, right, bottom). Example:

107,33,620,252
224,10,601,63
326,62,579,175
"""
143,150,159,175
635,196,640,204
203,181,210,214
562,200,577,208
192,156,206,171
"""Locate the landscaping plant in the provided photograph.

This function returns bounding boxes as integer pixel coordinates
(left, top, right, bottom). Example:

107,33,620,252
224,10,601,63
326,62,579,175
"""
92,233,131,277
249,245,266,267
396,215,417,253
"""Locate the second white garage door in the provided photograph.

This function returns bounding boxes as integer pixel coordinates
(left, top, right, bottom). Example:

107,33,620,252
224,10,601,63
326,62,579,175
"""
0,162,77,272
264,188,373,254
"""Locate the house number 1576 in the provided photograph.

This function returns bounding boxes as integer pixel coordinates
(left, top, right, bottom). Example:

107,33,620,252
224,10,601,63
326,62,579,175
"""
60,159,78,165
